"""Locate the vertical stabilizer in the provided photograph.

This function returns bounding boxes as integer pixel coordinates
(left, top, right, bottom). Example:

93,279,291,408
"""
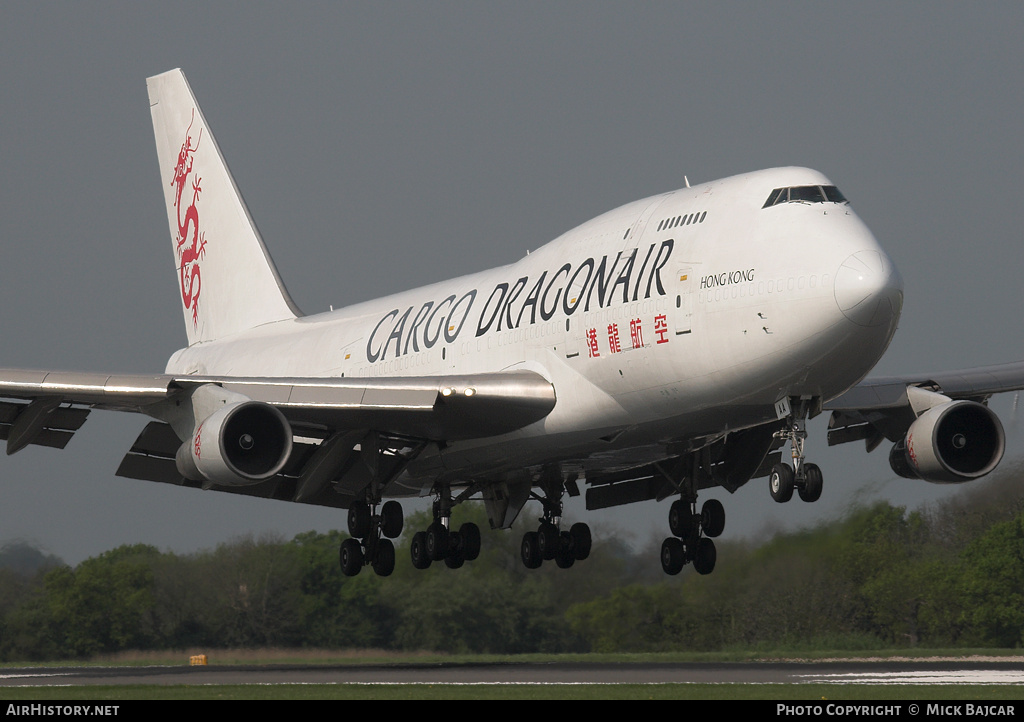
147,69,300,345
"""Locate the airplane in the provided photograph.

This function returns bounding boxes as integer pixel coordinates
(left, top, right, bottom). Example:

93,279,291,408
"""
2,68,1020,578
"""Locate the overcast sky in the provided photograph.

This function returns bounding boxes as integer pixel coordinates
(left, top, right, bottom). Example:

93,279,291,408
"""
2,2,1024,565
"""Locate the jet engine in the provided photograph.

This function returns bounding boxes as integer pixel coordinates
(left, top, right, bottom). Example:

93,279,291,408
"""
888,400,1004,483
175,401,293,486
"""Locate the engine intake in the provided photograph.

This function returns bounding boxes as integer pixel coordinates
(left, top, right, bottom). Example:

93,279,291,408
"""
176,401,293,486
889,400,1004,484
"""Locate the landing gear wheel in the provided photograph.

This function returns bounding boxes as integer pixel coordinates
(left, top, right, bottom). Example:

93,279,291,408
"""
339,538,364,577
570,522,592,560
769,463,795,503
537,522,559,561
799,463,823,503
444,548,466,569
555,532,575,569
701,499,725,538
380,500,404,539
426,521,449,561
459,522,481,561
693,537,717,575
372,538,395,577
661,537,686,575
669,499,694,537
347,501,371,538
521,531,542,569
410,531,431,569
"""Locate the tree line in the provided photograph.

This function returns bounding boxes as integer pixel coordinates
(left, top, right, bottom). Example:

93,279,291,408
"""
2,467,1023,661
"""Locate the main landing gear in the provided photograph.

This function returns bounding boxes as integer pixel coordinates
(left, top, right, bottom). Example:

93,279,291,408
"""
660,495,724,576
408,487,482,570
769,403,823,504
520,475,591,570
521,521,592,570
339,499,404,577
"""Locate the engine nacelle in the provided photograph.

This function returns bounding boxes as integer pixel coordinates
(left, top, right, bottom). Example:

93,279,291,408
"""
175,401,293,486
889,400,1004,484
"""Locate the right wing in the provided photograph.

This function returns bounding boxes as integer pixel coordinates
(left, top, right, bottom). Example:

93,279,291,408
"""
825,360,1024,449
824,360,1024,483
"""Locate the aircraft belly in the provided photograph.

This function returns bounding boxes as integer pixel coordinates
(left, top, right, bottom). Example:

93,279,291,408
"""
392,397,780,498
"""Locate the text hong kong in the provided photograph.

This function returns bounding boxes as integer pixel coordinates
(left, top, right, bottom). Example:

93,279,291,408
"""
365,240,674,363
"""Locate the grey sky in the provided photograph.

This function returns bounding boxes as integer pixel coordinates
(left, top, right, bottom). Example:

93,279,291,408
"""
2,2,1023,564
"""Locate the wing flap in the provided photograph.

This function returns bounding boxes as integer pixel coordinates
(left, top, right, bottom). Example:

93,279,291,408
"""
116,420,350,509
0,400,91,452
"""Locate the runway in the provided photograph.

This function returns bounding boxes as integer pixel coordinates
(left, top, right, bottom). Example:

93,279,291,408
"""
2,660,1023,687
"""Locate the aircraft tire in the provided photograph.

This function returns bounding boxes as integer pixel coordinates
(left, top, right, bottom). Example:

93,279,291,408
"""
521,531,542,569
570,522,592,560
372,538,395,577
693,537,717,575
669,499,694,537
426,521,449,561
340,538,364,577
381,500,404,538
411,531,431,569
769,463,795,503
701,499,726,538
460,522,481,561
661,537,685,575
537,522,559,560
445,548,466,569
555,532,575,569
348,501,371,538
799,463,823,503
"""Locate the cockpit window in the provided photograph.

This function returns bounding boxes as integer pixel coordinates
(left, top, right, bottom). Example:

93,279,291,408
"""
763,185,848,208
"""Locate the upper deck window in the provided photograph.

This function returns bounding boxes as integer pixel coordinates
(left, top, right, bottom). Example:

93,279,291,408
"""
763,185,848,208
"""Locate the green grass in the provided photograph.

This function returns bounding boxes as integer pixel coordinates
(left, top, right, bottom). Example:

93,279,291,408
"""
5,647,1024,668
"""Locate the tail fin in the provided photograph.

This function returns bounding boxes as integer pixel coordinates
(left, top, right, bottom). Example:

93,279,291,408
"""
147,69,300,345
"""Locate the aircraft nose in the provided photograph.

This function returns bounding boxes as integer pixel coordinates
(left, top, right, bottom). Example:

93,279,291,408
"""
834,250,904,327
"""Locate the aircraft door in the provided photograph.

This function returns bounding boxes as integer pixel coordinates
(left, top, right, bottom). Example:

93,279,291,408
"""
564,316,581,358
675,266,694,335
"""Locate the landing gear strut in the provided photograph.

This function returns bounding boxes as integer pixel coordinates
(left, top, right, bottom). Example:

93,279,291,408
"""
339,498,404,577
770,399,824,504
520,473,591,570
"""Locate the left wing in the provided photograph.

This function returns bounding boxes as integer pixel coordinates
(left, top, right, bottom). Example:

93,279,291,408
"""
0,367,556,507
825,360,1024,482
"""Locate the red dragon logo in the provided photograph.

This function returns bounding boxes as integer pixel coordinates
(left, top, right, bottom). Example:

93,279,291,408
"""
194,422,203,459
171,110,207,327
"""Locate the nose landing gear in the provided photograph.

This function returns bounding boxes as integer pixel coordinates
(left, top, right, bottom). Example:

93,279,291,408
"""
770,400,824,504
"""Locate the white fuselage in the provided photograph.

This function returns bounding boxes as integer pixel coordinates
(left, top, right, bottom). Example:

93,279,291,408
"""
165,167,904,495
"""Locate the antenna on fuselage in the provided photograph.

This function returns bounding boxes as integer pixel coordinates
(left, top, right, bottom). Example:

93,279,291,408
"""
684,176,690,188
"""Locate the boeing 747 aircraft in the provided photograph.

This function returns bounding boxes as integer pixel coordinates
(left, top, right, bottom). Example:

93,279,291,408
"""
2,69,1020,577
